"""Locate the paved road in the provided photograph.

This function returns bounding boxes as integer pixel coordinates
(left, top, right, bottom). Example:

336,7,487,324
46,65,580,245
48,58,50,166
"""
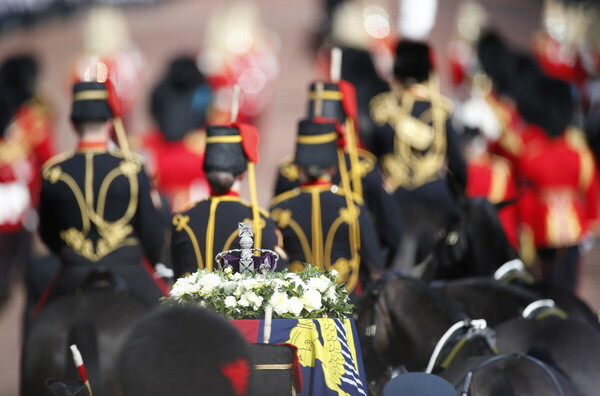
1,0,598,394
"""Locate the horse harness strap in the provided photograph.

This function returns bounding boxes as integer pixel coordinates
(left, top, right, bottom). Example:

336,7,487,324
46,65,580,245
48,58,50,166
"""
460,353,565,396
426,319,497,374
522,299,569,321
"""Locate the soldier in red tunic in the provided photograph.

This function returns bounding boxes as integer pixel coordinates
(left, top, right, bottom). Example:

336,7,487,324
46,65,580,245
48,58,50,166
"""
0,55,55,304
516,77,599,291
458,102,520,250
138,56,212,211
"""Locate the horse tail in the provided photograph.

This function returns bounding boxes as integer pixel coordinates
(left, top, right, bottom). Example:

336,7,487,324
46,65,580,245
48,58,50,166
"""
65,320,104,395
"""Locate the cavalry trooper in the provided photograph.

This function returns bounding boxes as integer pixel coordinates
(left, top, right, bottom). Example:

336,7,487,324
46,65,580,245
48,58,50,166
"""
170,122,284,278
270,118,383,293
37,81,167,312
275,79,403,265
369,40,467,263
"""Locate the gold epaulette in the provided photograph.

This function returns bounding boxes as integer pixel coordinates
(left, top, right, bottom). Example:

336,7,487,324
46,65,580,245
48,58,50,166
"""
357,148,376,162
355,148,376,176
270,188,301,207
278,155,298,182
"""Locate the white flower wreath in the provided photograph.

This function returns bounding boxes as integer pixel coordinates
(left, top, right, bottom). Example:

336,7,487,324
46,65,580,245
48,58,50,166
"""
164,265,353,319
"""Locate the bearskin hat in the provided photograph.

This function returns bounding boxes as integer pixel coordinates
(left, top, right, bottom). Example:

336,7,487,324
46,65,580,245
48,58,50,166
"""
393,40,432,83
150,56,212,142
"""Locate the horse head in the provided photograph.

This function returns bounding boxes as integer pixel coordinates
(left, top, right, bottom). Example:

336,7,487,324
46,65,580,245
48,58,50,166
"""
356,273,471,380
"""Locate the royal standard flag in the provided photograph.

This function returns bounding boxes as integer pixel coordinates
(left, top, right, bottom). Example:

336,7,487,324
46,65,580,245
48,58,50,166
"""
232,318,368,396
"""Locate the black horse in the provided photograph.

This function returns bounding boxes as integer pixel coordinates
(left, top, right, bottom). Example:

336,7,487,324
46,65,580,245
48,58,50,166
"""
432,276,600,331
495,314,600,396
432,277,542,327
356,273,581,395
394,197,517,281
21,286,150,396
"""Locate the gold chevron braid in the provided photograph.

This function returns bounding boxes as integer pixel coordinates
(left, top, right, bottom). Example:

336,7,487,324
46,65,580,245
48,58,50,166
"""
371,89,447,190
45,150,141,261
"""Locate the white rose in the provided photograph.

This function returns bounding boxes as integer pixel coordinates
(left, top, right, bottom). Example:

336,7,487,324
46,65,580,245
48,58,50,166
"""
246,292,264,310
225,296,238,308
270,291,290,315
288,296,304,316
198,273,222,294
223,281,236,294
330,269,339,278
170,277,195,299
169,286,184,299
234,284,244,297
240,279,259,292
325,287,337,302
301,288,323,312
238,295,250,307
307,277,330,293
271,278,287,289
232,272,243,281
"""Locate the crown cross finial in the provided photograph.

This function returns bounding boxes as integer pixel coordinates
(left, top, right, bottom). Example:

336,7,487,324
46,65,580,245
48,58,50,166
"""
238,222,254,272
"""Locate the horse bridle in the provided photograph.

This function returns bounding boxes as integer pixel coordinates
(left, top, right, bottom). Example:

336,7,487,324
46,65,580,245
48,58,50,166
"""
459,353,565,396
361,271,406,376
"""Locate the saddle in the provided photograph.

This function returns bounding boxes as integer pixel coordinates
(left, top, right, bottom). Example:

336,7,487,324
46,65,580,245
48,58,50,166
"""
76,267,129,295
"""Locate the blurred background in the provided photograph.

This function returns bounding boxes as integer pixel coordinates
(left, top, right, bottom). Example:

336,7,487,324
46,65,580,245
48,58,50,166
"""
0,0,599,394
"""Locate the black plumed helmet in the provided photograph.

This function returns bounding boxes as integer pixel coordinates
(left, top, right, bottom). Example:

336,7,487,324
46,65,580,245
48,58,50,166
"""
203,125,247,175
393,40,432,83
70,81,113,123
294,119,339,168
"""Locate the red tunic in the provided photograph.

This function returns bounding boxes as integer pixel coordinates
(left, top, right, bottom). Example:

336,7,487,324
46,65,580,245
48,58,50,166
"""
140,130,209,212
0,101,54,232
467,153,519,249
517,126,599,248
